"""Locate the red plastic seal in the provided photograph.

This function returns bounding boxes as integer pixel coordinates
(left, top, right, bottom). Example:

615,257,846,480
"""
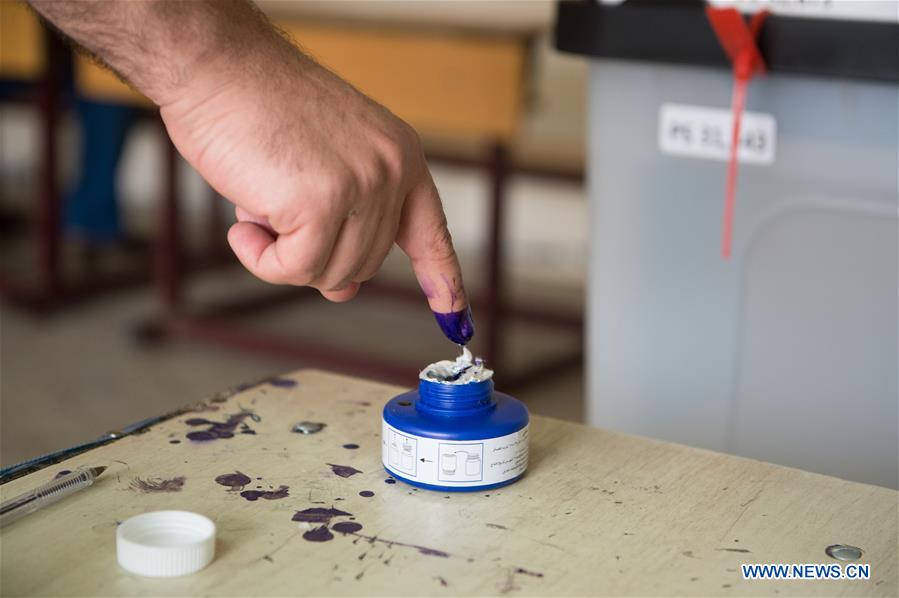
705,6,769,259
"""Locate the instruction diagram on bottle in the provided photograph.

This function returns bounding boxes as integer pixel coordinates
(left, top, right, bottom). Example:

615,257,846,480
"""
387,429,417,477
383,420,528,487
438,443,484,483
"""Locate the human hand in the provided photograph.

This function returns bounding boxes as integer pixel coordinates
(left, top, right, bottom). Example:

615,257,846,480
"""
158,28,474,343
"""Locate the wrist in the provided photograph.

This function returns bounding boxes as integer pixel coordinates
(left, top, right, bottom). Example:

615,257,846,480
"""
142,1,285,109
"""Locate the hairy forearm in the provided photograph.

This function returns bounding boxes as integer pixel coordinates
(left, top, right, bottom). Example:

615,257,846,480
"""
32,0,467,319
28,0,282,106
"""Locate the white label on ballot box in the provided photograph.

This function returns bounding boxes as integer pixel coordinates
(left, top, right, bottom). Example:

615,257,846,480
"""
658,103,776,165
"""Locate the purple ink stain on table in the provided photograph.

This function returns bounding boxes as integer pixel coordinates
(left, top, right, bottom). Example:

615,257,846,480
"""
185,411,257,441
432,305,475,345
293,507,448,557
240,485,289,501
416,546,451,558
342,443,360,450
53,470,72,479
350,532,450,558
215,471,252,491
359,490,374,498
332,521,363,534
292,507,352,524
130,476,186,493
268,378,298,388
302,525,334,542
515,568,544,578
327,463,362,478
384,478,396,484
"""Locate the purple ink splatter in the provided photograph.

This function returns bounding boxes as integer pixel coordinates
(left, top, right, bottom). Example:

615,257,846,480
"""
292,507,352,524
215,471,252,491
294,510,445,558
337,400,371,407
384,478,396,484
268,378,298,388
417,546,451,558
185,411,258,441
302,526,334,542
432,305,475,345
514,568,544,578
359,490,374,498
332,521,363,534
130,476,186,493
240,485,289,501
434,576,448,587
350,532,450,558
328,464,362,478
342,443,360,450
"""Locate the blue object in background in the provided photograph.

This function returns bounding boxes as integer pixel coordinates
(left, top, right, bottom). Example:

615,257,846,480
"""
382,377,529,492
64,98,137,242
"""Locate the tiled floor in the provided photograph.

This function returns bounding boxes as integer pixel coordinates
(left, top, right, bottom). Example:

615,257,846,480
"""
1,260,585,468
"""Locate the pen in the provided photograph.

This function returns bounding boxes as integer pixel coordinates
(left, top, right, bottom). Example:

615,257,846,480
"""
0,466,107,528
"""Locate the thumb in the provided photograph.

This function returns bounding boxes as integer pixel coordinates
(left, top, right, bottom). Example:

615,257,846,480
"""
396,175,474,345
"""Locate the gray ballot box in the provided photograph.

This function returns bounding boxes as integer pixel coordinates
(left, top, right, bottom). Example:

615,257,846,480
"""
556,0,898,487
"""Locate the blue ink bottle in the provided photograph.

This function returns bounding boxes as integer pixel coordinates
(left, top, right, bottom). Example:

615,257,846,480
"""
381,349,529,492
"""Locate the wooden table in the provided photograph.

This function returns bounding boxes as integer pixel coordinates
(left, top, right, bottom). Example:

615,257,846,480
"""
2,370,895,596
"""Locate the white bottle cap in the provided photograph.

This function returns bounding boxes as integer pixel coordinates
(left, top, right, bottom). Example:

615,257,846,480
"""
117,511,216,577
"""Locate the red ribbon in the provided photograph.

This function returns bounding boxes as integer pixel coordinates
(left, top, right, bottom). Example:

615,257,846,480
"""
705,6,769,259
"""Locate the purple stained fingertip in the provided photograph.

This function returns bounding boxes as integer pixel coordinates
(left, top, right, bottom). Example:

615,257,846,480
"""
432,305,475,345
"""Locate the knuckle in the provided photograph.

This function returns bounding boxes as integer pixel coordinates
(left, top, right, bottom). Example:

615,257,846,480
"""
355,163,383,201
374,123,418,182
354,264,379,283
316,171,354,204
379,137,407,176
396,120,422,153
289,271,316,286
286,262,323,286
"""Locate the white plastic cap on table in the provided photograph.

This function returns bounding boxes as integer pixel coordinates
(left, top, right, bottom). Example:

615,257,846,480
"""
116,511,216,577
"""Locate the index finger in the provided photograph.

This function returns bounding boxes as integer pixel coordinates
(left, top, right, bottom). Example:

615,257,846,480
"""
396,175,474,345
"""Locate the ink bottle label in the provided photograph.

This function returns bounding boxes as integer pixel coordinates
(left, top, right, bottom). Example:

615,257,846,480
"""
382,348,530,491
382,422,529,488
